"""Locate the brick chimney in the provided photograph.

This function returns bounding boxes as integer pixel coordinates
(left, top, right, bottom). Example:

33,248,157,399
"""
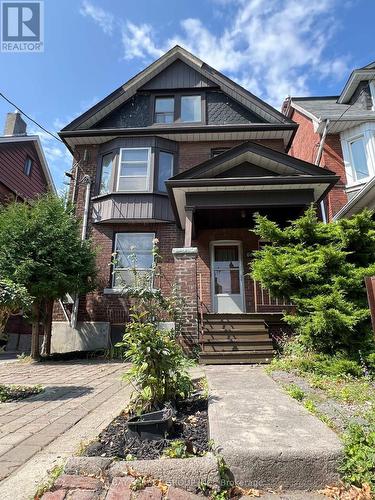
3,110,27,136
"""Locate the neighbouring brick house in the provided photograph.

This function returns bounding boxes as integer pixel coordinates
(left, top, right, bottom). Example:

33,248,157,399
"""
282,61,375,221
0,111,55,351
53,46,339,363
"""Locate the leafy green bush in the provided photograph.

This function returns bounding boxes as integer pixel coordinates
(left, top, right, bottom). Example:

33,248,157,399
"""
366,353,375,373
0,278,32,338
340,423,375,490
117,311,193,413
251,207,375,354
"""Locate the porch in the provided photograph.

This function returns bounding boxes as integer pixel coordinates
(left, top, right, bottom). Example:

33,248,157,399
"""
167,141,339,363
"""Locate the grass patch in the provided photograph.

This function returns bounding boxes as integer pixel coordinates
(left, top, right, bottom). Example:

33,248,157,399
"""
284,383,305,402
34,464,64,499
0,384,43,403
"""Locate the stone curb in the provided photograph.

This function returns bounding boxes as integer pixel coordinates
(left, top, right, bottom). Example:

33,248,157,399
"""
64,454,220,493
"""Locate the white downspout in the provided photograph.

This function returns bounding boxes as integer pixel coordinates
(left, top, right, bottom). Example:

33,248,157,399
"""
314,119,330,223
71,175,91,328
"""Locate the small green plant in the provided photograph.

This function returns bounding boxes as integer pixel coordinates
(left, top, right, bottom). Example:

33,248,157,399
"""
340,422,375,491
0,384,43,403
162,439,193,459
303,398,335,429
130,476,148,491
118,310,193,413
34,464,64,499
284,383,305,402
125,454,135,461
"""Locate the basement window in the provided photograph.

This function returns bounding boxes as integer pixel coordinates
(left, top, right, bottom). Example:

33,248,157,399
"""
112,232,155,288
23,156,33,176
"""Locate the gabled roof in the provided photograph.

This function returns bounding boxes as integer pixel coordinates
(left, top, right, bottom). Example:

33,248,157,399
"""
166,141,339,228
338,63,375,104
171,140,336,180
61,45,294,132
0,135,55,193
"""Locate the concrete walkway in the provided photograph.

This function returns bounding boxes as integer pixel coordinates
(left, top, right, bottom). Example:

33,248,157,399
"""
205,365,342,490
0,359,131,499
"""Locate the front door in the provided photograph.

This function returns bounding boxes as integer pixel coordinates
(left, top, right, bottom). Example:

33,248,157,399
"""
211,242,245,313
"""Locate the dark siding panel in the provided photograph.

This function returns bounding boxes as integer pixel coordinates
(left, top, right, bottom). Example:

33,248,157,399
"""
95,94,151,129
215,162,279,178
349,81,373,110
142,60,215,90
92,194,174,223
0,141,49,199
207,91,265,124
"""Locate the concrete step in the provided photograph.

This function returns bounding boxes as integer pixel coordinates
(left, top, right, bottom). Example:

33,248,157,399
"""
199,350,274,364
202,340,273,352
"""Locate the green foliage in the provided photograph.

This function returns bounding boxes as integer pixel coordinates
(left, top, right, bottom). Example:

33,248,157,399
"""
0,278,32,336
251,207,375,354
34,464,64,499
340,423,375,490
162,439,193,459
0,195,97,301
284,383,305,401
366,352,375,373
0,384,43,402
118,310,193,413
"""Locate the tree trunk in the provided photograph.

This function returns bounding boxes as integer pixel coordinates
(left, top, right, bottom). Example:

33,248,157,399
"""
41,300,53,356
31,301,40,361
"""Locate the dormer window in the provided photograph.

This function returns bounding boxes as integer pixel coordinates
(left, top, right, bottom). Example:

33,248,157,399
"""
181,95,201,122
154,97,174,124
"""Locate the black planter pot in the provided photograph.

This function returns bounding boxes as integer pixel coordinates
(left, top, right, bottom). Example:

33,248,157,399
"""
127,407,173,440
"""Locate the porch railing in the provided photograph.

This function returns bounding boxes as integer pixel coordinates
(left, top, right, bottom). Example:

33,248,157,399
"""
253,280,293,312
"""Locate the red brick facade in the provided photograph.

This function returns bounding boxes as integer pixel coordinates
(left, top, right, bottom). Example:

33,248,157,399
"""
288,109,347,219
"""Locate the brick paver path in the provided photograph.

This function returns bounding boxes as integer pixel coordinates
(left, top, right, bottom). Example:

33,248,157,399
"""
0,360,128,484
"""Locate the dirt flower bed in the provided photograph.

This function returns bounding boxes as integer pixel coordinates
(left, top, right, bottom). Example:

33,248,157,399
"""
0,383,43,403
84,395,209,460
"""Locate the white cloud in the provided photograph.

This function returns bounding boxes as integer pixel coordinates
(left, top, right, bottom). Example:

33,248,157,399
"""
80,1,114,35
121,21,164,60
115,0,349,108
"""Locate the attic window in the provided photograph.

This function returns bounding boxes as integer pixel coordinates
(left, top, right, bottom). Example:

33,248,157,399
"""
24,157,33,176
154,97,174,124
181,95,201,122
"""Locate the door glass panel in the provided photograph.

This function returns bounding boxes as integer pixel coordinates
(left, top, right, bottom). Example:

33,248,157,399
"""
213,246,240,294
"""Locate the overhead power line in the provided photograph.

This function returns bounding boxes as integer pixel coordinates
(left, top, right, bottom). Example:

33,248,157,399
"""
0,91,63,143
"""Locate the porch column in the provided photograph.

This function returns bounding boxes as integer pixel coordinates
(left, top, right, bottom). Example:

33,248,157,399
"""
184,208,194,248
172,247,199,350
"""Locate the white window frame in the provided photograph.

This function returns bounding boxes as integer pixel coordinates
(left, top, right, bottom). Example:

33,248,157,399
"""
369,80,375,111
181,95,202,123
116,147,151,192
348,135,369,183
340,123,375,189
112,232,155,289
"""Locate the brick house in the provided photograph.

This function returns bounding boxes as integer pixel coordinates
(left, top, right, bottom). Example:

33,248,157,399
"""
282,61,375,221
0,111,55,204
53,46,339,362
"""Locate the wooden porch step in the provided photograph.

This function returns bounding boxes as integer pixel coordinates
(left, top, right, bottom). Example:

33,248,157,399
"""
203,332,272,341
202,340,273,352
199,350,274,365
204,323,268,333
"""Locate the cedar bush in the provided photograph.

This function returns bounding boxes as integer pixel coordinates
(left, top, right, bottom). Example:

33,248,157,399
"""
251,207,375,355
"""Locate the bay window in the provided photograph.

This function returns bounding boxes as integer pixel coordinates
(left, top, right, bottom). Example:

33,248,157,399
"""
349,137,369,181
112,232,155,288
117,148,151,192
158,151,173,192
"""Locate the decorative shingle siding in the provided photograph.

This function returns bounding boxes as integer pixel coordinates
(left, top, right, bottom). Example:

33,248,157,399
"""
94,94,150,129
349,81,373,110
207,91,264,125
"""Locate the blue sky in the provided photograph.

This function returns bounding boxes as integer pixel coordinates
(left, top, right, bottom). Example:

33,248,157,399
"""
0,0,374,191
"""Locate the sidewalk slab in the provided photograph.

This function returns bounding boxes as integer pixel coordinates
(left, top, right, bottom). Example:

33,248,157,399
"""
205,365,343,490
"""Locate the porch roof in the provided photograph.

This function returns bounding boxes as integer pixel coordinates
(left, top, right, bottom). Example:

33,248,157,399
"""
166,141,339,228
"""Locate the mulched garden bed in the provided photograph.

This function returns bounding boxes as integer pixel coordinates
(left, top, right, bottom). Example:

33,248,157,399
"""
0,384,43,403
84,395,209,460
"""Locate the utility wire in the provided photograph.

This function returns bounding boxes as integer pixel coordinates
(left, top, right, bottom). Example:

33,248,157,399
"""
326,87,368,134
0,91,63,143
